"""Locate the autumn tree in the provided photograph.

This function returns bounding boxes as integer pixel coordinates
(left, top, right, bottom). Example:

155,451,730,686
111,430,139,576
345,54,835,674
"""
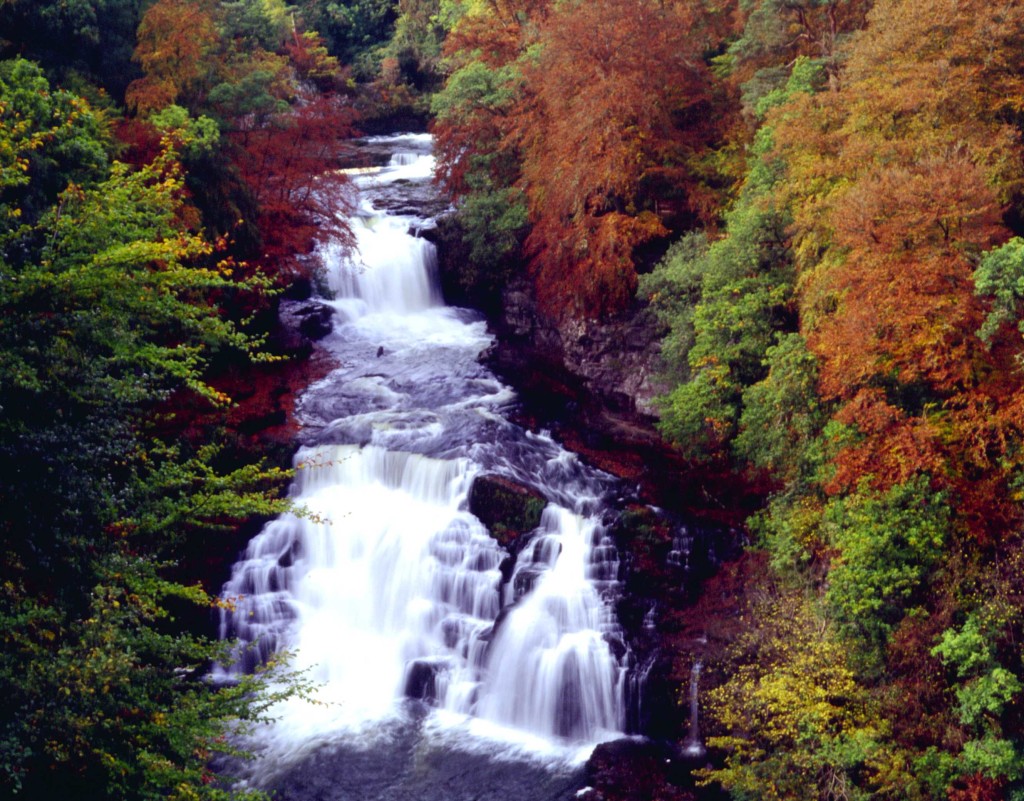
231,89,359,277
123,0,363,281
125,0,220,114
519,0,727,316
701,0,1024,795
772,0,1024,537
435,0,734,317
430,0,546,303
636,1,1024,797
699,580,886,801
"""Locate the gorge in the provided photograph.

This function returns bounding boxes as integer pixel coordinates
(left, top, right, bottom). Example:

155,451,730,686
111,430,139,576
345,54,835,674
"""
217,134,702,800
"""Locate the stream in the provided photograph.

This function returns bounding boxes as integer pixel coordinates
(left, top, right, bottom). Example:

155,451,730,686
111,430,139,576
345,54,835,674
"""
217,133,644,800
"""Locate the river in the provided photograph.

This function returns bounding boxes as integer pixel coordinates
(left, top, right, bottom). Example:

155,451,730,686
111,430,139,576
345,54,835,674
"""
217,133,641,800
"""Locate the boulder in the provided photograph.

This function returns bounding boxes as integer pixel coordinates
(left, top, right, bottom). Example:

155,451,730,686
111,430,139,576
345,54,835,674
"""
296,303,334,340
467,474,546,549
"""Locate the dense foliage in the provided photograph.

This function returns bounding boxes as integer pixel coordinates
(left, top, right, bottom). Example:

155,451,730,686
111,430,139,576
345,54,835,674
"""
438,0,1024,799
432,0,734,317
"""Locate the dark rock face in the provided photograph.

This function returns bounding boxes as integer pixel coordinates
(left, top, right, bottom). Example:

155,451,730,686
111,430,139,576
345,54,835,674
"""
477,277,760,521
276,299,335,350
427,246,765,522
467,474,546,549
404,659,444,702
293,302,334,341
492,277,669,418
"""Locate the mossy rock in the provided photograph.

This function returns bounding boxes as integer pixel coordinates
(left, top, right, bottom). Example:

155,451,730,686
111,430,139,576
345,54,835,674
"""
468,474,547,549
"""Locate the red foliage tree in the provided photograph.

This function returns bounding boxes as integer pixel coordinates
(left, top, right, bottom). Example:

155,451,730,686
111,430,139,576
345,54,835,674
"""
231,90,359,279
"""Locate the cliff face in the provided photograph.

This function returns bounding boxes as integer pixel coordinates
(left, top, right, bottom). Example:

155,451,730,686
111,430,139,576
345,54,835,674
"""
427,215,670,437
482,276,689,506
492,276,671,420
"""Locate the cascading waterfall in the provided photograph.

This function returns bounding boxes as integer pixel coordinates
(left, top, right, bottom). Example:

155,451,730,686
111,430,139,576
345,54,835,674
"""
219,134,630,785
682,660,705,758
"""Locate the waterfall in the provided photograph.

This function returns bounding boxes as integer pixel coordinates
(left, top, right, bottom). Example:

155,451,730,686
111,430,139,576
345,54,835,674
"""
681,660,705,758
219,134,629,778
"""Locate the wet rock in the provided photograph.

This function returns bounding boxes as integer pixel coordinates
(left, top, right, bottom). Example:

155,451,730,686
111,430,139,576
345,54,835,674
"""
468,474,546,549
487,276,670,419
585,739,699,801
512,565,545,601
275,300,332,352
296,303,334,340
244,720,588,801
404,659,444,702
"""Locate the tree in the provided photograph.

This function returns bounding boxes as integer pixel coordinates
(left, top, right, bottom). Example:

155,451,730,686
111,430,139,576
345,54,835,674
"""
699,581,885,801
640,60,816,458
0,58,110,240
931,547,1024,798
516,0,724,316
230,89,359,278
727,0,872,98
434,0,734,318
0,0,145,100
771,0,1024,539
0,70,302,798
293,0,397,77
822,477,949,668
126,0,220,114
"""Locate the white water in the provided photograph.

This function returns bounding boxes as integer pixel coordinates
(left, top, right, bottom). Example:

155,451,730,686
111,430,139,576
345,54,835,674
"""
219,134,628,780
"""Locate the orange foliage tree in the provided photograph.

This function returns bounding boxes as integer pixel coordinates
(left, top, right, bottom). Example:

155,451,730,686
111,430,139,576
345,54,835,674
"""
432,0,550,198
773,0,1024,538
516,0,725,316
434,0,734,318
126,0,220,114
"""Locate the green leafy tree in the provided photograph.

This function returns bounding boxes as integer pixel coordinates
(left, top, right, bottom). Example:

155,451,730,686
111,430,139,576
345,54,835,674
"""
931,554,1024,796
0,59,109,239
640,60,821,457
295,0,398,77
975,237,1024,346
822,477,949,669
0,0,144,99
0,69,301,800
734,333,825,484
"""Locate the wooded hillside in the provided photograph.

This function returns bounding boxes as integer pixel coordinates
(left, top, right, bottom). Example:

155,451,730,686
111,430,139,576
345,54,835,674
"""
435,0,1024,798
